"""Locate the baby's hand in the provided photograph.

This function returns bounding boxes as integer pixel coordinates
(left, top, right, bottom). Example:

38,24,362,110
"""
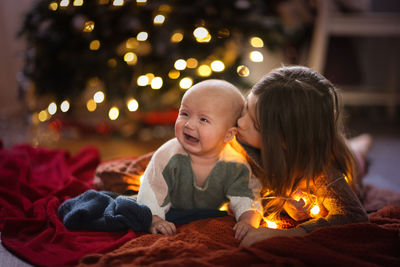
150,216,176,236
233,221,254,240
283,198,311,221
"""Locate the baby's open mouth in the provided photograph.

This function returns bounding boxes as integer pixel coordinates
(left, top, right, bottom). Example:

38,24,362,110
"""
184,133,199,143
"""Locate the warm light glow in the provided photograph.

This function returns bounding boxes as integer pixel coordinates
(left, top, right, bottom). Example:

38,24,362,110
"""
136,0,147,5
48,102,57,115
197,65,212,77
124,52,137,65
249,51,264,62
60,0,70,7
126,37,139,49
193,27,208,39
89,40,100,50
137,31,148,41
210,60,225,72
171,31,184,43
127,98,139,112
145,73,155,82
237,65,250,77
83,21,95,32
179,77,193,89
60,100,70,112
108,58,117,68
168,70,180,79
112,0,124,6
196,33,211,43
38,110,49,122
219,202,229,211
73,0,84,6
137,75,149,86
265,219,278,229
151,77,163,89
98,0,109,5
250,37,264,48
108,107,119,120
86,99,97,112
93,91,105,103
310,205,320,215
186,58,198,68
139,174,144,183
49,2,58,10
174,59,187,70
344,175,349,183
153,14,165,25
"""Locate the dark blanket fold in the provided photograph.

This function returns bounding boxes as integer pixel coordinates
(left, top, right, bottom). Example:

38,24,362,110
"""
0,144,136,267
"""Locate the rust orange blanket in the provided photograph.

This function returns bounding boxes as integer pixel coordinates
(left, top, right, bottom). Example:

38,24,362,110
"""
79,205,400,267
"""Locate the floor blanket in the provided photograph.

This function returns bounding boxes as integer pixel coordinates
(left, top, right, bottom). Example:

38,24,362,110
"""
0,144,136,267
1,144,400,266
79,205,400,266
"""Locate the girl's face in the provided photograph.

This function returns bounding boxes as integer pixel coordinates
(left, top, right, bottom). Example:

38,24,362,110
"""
236,92,262,149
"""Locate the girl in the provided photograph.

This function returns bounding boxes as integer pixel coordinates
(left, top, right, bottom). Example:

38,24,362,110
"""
236,66,369,246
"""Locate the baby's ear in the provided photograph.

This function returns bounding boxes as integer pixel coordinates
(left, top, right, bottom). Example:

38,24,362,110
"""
224,127,237,142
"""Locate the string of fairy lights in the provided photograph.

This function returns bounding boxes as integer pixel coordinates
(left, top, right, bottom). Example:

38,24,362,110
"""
28,0,269,124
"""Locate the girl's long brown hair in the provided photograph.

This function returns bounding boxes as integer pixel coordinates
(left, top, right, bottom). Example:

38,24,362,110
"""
252,66,358,218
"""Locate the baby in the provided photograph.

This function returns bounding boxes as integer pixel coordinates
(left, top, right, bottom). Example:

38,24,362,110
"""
137,79,262,240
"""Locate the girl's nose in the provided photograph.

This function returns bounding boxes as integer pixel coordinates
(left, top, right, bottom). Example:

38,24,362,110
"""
184,120,193,129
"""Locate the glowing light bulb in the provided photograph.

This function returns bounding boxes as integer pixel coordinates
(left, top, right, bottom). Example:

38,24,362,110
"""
174,59,187,70
151,77,163,89
93,91,105,103
86,99,97,112
250,37,264,48
197,65,212,77
210,60,225,72
89,40,100,50
49,2,58,10
249,51,264,62
83,21,95,32
137,75,149,86
237,65,250,77
186,58,198,68
73,0,83,6
310,205,320,215
124,52,137,65
193,27,208,39
219,202,229,211
60,0,69,7
112,0,124,6
126,37,139,49
179,77,193,89
60,100,70,112
137,31,148,41
127,98,139,112
154,14,165,25
168,70,180,79
265,220,278,229
108,107,119,120
48,102,57,115
171,31,183,43
38,110,49,122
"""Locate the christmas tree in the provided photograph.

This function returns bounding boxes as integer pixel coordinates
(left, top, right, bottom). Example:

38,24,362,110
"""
19,0,312,127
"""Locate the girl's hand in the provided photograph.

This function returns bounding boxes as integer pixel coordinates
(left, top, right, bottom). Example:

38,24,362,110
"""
283,198,311,221
233,221,254,240
150,215,176,236
240,227,270,247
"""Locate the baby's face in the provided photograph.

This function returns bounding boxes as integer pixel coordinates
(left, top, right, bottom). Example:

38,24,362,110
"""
175,87,236,157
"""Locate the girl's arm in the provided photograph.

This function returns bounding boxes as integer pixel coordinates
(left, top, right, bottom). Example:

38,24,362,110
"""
240,226,306,247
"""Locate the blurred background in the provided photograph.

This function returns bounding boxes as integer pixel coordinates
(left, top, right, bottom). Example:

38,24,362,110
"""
0,0,399,190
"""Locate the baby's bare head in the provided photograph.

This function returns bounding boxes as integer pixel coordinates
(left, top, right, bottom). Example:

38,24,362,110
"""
182,79,244,126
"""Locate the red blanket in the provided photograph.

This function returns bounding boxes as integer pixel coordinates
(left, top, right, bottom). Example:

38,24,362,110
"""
1,144,400,266
79,206,400,266
0,144,136,267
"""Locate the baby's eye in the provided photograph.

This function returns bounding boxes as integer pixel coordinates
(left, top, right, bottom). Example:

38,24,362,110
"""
180,111,188,116
200,117,209,123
